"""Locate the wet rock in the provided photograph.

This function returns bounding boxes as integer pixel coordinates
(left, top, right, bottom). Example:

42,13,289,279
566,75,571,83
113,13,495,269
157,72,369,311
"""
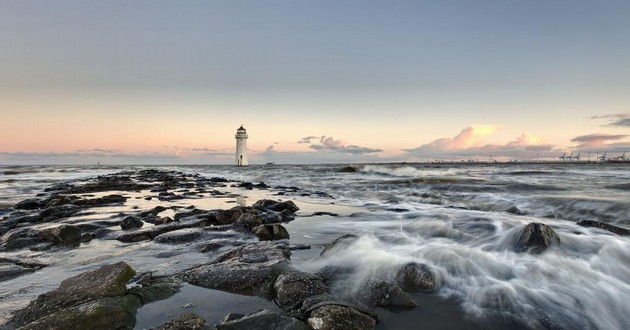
253,199,299,214
39,204,82,222
115,218,207,243
156,313,211,330
154,228,203,244
274,271,328,310
235,213,263,229
8,261,136,328
14,198,45,210
0,261,41,282
288,244,311,251
129,276,182,304
174,208,208,221
183,241,291,296
577,220,630,236
154,216,174,225
253,224,290,241
210,177,229,183
506,206,524,215
339,165,358,173
121,216,144,230
216,309,309,330
18,295,142,330
316,266,354,284
239,182,254,190
2,227,41,250
514,222,560,254
320,234,359,257
361,281,416,308
216,208,244,225
73,194,127,207
37,224,81,246
395,262,438,293
312,212,339,217
80,232,95,243
307,305,377,330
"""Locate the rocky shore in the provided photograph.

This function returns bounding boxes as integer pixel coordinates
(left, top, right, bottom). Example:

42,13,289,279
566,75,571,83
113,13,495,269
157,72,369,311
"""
2,169,626,329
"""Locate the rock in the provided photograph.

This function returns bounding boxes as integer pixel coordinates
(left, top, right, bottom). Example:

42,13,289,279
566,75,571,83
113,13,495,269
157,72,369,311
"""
316,266,354,284
506,206,524,215
239,182,254,190
235,213,263,229
253,200,299,214
183,241,291,297
80,233,95,243
320,234,359,256
216,309,310,330
18,295,141,330
307,305,377,330
361,281,416,308
216,208,244,225
128,276,182,305
37,225,82,246
121,216,144,230
514,222,560,254
577,220,630,236
220,313,245,323
8,261,136,328
71,194,127,207
0,264,39,282
2,228,41,250
14,198,44,210
154,228,203,244
114,218,207,243
395,262,438,293
156,313,211,330
274,271,328,310
339,165,358,173
253,224,290,241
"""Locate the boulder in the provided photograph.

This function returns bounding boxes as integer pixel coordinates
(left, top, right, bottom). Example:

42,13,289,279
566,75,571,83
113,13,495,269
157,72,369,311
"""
156,313,211,330
395,262,438,293
514,222,560,254
274,271,328,310
121,216,144,230
154,228,203,244
14,198,45,210
183,241,291,296
216,309,309,330
2,228,41,250
577,220,630,236
19,295,142,330
253,200,299,214
307,305,377,330
216,208,244,225
8,262,136,328
253,224,290,241
37,225,82,246
235,213,263,229
128,276,182,305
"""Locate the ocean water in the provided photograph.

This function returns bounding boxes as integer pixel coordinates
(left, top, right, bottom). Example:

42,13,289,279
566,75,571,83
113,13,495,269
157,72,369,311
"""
1,163,629,329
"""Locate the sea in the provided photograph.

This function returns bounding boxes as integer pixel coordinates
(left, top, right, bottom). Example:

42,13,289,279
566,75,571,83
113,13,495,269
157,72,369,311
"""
1,163,629,329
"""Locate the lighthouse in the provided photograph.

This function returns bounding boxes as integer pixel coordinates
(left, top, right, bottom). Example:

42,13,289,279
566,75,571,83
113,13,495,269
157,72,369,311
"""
234,125,248,166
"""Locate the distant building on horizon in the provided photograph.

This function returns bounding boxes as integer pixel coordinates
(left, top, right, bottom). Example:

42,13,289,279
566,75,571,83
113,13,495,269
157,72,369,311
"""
235,125,248,166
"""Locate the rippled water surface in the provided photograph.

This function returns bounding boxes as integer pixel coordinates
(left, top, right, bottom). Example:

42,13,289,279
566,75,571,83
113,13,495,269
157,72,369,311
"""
1,163,629,329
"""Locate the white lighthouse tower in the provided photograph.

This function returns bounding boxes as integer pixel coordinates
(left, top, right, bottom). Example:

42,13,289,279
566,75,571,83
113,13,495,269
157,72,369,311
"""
234,125,248,166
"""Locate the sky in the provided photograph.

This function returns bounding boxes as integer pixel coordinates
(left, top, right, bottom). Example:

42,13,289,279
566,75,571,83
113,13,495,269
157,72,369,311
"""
1,0,629,164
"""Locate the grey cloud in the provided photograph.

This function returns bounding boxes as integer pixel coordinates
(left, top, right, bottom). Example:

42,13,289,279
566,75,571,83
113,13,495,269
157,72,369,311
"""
297,136,320,144
571,133,627,143
307,136,382,154
591,113,630,127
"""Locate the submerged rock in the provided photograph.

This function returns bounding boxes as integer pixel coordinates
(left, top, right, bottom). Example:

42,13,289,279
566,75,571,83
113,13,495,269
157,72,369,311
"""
154,228,203,244
156,313,211,330
216,309,309,330
395,262,438,293
361,281,416,308
514,222,560,254
577,220,630,236
320,234,359,257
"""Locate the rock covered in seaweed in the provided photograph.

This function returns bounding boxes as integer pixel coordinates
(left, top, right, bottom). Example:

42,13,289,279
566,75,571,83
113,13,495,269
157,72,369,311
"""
7,261,138,329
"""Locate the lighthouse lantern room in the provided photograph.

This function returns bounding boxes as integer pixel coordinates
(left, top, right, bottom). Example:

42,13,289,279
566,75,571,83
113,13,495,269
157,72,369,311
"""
235,125,248,166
